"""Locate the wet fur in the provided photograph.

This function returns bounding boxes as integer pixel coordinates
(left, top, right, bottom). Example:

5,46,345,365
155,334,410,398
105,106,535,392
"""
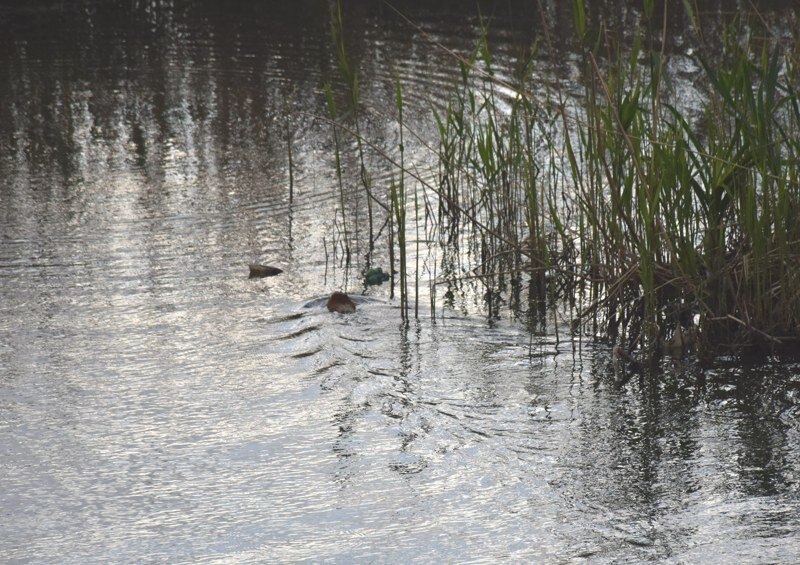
326,291,356,314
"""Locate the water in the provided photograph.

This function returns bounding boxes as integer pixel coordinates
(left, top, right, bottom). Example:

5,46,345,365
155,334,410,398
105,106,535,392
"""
1,1,799,562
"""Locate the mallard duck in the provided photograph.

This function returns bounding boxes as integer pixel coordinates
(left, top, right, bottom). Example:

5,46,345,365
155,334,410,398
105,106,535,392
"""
365,267,391,285
326,291,356,314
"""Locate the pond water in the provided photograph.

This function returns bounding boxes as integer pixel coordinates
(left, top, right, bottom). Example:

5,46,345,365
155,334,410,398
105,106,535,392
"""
1,1,799,562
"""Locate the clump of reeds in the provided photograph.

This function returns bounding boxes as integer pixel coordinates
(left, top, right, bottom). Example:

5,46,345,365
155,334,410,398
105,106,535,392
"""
325,2,800,359
561,5,800,357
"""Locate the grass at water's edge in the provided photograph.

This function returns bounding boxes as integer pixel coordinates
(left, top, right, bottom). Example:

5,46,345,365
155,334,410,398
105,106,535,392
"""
324,2,800,363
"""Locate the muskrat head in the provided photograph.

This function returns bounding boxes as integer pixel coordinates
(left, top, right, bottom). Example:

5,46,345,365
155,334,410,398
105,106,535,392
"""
326,291,356,314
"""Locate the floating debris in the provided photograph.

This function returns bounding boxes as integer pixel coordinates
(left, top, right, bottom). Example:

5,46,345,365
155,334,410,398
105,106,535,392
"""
249,264,283,278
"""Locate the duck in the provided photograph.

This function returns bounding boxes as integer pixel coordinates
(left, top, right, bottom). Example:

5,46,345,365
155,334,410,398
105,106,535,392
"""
365,267,391,285
326,291,356,314
660,323,698,359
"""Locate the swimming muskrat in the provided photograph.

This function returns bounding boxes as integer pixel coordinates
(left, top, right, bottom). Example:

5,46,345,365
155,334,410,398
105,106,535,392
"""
326,291,356,314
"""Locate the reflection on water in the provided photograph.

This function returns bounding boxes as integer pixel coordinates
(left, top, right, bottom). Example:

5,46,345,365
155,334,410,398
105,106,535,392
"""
1,0,799,562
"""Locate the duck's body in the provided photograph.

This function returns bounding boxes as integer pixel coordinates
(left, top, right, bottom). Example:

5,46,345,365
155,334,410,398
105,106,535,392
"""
326,291,356,314
365,267,391,285
660,324,697,358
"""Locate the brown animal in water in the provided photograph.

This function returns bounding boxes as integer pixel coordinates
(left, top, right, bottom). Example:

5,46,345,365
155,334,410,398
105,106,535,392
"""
326,291,356,314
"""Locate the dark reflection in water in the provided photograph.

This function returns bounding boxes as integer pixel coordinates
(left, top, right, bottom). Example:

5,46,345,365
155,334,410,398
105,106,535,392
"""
1,0,799,562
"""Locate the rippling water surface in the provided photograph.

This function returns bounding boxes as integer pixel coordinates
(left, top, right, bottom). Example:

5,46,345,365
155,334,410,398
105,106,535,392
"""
1,1,799,562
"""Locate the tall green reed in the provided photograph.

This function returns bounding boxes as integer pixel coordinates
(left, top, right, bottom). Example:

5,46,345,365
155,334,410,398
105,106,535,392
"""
323,82,351,267
393,77,409,320
330,0,374,260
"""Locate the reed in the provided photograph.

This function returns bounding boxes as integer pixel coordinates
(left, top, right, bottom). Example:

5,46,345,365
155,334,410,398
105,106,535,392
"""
393,76,409,320
331,0,374,260
323,82,351,266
